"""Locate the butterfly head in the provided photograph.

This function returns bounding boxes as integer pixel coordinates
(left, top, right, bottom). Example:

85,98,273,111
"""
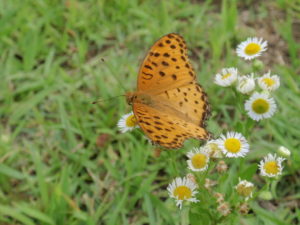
126,92,152,105
125,92,135,105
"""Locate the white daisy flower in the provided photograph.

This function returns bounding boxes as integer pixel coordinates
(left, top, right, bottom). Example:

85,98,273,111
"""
244,92,277,121
257,71,280,91
216,132,249,158
117,112,138,133
187,147,210,172
235,178,254,200
259,153,285,177
214,68,238,87
236,37,268,60
167,177,199,209
204,140,223,158
236,74,255,94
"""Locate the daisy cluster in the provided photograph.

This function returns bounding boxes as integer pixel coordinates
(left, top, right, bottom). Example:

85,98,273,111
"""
186,132,249,174
167,131,251,209
116,111,290,209
166,132,291,210
214,37,281,121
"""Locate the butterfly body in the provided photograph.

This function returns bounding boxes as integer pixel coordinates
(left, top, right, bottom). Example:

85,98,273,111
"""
128,33,211,149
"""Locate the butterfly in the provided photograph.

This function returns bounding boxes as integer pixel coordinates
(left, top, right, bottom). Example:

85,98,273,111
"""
126,33,211,149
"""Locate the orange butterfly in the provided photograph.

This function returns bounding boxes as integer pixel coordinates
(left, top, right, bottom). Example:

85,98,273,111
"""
126,33,211,149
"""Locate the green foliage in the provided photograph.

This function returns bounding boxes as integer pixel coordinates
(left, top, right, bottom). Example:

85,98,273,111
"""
0,0,299,224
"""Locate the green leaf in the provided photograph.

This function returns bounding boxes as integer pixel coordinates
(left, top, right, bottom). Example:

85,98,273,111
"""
0,164,25,180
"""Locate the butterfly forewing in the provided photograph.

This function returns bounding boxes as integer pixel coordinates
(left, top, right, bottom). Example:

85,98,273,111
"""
137,33,195,93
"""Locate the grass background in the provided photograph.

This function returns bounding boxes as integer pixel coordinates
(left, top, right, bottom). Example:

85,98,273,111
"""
0,0,299,224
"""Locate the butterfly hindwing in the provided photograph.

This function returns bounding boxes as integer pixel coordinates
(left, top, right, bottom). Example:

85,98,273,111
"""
133,103,209,149
157,82,210,127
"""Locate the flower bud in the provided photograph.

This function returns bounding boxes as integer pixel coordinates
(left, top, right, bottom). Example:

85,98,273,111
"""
213,192,224,203
238,202,250,215
277,146,291,158
252,59,264,71
186,173,197,186
235,178,254,200
216,160,228,173
204,140,223,158
204,178,217,190
236,74,255,94
217,202,231,216
258,190,273,200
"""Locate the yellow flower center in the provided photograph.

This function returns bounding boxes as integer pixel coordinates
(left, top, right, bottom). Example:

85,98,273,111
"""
224,138,241,153
252,99,269,114
262,78,275,87
191,153,207,169
245,43,261,55
222,73,231,80
264,161,279,174
236,184,254,197
126,114,137,127
173,186,192,200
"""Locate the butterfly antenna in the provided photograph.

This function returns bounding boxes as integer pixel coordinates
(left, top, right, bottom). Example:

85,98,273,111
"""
92,95,125,104
99,57,128,92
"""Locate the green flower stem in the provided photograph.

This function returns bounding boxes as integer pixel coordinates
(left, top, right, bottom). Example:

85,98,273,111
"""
239,157,245,173
180,207,189,225
231,87,243,113
255,178,274,200
244,116,255,138
196,161,213,186
270,179,278,199
168,151,179,176
266,178,271,191
252,59,264,73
